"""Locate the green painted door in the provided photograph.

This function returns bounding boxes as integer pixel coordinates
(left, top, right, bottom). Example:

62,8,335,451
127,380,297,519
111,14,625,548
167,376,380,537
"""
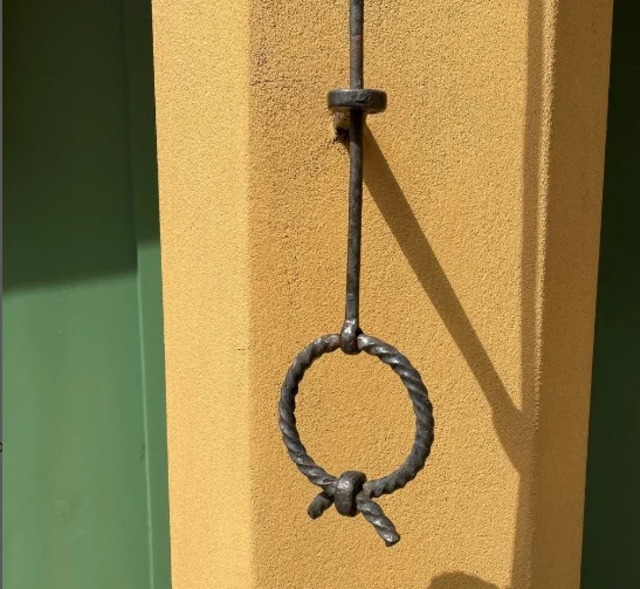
3,1,171,588
581,2,640,587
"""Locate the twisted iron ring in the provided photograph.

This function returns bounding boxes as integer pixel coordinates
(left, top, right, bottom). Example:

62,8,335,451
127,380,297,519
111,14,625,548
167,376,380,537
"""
278,333,435,546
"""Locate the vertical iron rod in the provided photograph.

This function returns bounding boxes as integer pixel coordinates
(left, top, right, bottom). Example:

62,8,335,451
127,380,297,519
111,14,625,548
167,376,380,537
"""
341,0,365,354
350,0,364,89
279,0,433,548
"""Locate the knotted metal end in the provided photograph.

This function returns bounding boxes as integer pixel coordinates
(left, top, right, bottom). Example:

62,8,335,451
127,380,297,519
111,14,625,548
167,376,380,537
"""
335,471,367,516
308,491,334,519
306,473,401,546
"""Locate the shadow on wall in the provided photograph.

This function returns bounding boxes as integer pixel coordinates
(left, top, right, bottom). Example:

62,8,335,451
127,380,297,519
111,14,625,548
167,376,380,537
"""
359,0,601,584
362,126,535,588
427,573,501,589
357,0,547,584
363,129,528,472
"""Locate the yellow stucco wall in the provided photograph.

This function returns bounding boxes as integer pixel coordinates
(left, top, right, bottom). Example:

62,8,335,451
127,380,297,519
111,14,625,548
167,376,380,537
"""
152,1,612,588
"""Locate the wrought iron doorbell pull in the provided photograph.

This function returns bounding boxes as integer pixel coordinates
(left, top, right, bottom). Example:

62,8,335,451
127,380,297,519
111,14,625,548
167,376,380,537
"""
278,0,435,547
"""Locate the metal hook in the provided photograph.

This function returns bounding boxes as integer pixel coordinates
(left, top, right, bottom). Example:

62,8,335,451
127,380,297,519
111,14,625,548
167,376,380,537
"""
278,0,435,547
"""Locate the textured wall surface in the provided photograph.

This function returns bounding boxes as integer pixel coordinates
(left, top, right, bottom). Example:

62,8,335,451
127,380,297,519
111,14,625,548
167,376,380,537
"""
152,1,612,587
152,2,252,587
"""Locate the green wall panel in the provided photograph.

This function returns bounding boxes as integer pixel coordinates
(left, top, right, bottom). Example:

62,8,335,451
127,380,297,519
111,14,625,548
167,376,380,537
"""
3,1,171,587
581,2,640,586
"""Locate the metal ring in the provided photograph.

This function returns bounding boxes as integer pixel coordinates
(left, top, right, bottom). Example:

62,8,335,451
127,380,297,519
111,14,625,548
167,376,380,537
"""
278,332,434,545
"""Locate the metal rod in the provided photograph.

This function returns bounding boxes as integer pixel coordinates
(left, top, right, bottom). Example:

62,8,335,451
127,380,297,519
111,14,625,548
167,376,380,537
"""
350,0,364,89
278,0,434,547
341,0,365,354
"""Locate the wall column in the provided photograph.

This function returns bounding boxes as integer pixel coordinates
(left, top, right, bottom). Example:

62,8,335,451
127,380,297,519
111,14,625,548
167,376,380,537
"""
152,1,613,587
